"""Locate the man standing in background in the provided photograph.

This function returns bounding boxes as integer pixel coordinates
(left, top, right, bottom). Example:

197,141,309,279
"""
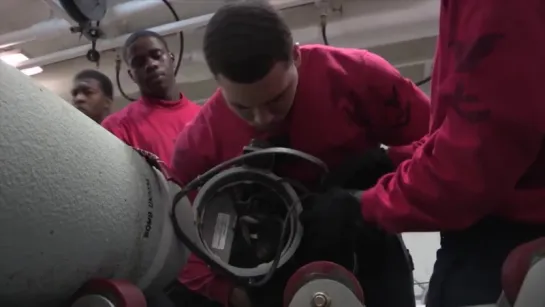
102,30,203,307
102,30,201,165
71,69,113,123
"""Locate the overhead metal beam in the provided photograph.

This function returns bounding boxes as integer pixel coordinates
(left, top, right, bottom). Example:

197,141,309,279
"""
41,0,77,26
17,0,439,70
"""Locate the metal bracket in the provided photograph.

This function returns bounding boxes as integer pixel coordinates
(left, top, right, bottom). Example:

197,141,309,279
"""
288,279,364,307
70,21,105,66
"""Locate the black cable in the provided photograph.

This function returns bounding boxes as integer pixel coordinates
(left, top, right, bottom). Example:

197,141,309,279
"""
320,13,431,88
320,14,329,46
116,0,184,101
161,0,184,76
247,178,312,287
247,196,301,287
415,75,431,87
115,55,135,101
170,148,329,285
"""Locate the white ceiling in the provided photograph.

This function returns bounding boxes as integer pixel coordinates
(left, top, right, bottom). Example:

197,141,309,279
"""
0,0,439,111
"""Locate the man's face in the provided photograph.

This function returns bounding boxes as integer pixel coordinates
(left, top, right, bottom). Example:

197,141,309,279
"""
71,78,111,123
126,36,175,99
218,46,301,132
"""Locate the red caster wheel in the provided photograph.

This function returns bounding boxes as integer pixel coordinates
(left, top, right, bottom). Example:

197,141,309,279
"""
502,237,545,305
70,279,147,307
283,261,365,307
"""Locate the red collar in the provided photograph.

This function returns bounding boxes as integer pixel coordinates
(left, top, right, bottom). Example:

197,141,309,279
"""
141,93,187,109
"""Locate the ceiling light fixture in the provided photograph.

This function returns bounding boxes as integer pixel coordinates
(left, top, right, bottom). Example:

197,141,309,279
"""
0,51,43,76
20,67,44,76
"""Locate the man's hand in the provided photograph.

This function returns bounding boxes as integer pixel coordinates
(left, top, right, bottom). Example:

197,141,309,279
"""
300,189,363,241
229,287,252,307
298,188,364,267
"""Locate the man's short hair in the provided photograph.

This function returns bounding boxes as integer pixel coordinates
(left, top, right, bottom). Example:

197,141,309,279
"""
74,69,114,99
123,30,169,64
203,1,294,84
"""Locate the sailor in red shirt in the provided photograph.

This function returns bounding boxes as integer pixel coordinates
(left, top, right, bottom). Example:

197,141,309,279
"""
302,1,545,306
170,3,430,307
102,30,201,165
101,30,202,306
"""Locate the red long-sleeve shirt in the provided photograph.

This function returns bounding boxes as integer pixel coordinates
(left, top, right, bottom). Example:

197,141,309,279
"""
170,45,430,305
362,0,545,232
101,94,201,166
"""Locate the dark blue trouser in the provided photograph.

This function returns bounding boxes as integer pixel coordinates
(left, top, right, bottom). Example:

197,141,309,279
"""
426,218,545,307
355,233,416,307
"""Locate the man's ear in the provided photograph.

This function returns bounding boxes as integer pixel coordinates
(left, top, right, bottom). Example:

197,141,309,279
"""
292,44,301,68
104,97,113,111
169,52,175,62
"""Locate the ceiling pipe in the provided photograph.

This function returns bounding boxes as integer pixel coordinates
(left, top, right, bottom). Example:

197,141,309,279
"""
16,0,317,70
17,0,439,70
293,0,438,46
103,0,167,24
17,13,213,70
0,0,166,50
0,19,71,49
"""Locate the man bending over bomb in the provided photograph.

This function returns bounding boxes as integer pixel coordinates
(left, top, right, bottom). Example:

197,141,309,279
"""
169,2,431,307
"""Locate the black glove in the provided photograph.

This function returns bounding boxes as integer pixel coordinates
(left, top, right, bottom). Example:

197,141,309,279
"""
325,147,394,191
298,188,364,268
